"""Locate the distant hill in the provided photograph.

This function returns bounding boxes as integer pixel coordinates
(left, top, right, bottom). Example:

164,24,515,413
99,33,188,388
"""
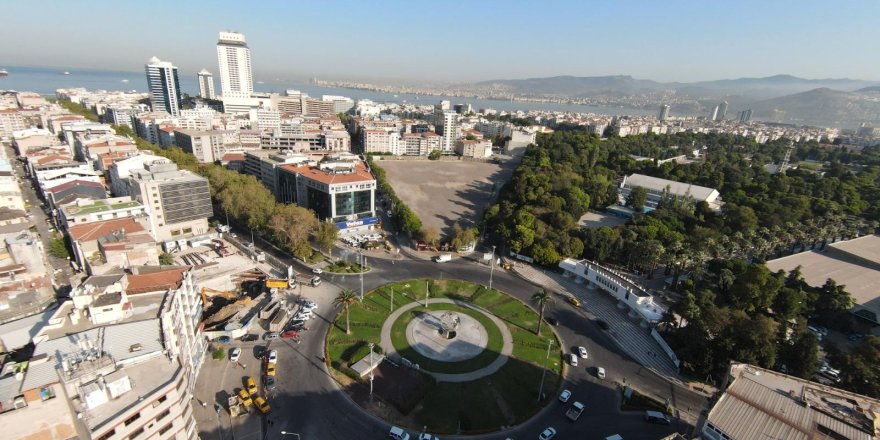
749,88,880,128
474,74,880,99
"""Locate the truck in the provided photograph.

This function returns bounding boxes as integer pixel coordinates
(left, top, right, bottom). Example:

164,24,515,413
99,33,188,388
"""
433,253,452,263
261,300,281,320
566,401,585,421
269,308,289,332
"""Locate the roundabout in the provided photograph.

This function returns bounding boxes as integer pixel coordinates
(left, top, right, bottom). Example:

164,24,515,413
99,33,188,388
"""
326,279,563,434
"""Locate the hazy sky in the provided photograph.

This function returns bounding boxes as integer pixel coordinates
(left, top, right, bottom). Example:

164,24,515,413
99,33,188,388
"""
2,0,878,83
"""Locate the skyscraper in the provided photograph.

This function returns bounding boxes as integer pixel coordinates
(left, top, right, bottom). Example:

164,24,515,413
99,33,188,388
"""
144,56,181,117
716,101,728,121
197,69,215,100
658,104,670,121
434,101,458,154
709,105,720,121
216,31,253,99
739,109,752,123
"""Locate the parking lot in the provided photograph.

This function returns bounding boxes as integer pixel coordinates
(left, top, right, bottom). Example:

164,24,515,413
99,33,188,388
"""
192,278,342,439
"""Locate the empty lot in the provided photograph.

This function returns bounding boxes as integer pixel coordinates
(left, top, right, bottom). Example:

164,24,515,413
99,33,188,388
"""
378,159,517,236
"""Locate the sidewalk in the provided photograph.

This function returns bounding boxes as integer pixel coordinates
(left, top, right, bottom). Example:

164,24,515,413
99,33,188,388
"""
511,263,682,383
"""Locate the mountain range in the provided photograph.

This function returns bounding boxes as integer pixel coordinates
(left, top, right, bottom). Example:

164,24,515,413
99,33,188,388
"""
470,74,880,128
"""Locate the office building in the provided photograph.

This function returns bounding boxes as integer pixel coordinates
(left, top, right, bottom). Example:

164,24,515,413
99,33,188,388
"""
276,154,377,232
216,31,253,99
658,104,670,121
709,105,719,121
717,101,728,121
173,128,241,163
196,69,215,100
242,150,311,199
127,162,213,242
144,57,181,117
739,109,752,123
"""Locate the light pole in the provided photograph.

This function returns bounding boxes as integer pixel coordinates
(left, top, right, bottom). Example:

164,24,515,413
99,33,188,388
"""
537,339,552,402
280,432,301,440
390,287,394,312
359,250,365,302
489,245,496,290
369,342,375,399
424,280,429,307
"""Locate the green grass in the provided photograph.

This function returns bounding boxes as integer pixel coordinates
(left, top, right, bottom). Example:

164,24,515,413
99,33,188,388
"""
389,303,503,373
327,278,564,434
325,261,368,273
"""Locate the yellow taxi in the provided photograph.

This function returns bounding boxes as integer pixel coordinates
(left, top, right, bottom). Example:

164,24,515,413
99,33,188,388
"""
254,396,271,414
265,362,276,378
237,389,253,407
567,296,581,307
245,376,258,396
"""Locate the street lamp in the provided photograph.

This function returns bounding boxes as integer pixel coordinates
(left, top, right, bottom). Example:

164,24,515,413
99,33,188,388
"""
280,432,301,439
489,245,496,290
537,339,552,402
369,342,375,399
359,250,365,302
390,287,394,312
424,279,430,307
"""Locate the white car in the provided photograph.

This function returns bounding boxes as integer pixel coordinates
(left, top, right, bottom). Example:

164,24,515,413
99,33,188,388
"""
538,427,557,440
558,389,571,403
567,353,578,367
577,346,588,359
229,347,241,363
295,311,314,320
301,303,318,312
268,349,277,363
597,367,606,379
418,434,439,440
312,268,323,274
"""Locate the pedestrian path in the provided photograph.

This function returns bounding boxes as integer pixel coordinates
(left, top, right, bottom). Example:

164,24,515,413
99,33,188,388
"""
379,298,513,383
512,264,683,384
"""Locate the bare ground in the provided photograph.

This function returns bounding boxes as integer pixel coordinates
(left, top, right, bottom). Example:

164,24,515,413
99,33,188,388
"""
379,159,518,236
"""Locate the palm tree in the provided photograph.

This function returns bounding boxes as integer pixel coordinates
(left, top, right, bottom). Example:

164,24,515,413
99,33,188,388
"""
531,289,554,336
334,289,359,335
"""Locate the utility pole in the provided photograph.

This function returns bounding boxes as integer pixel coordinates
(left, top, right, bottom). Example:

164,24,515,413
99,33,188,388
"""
489,245,496,290
359,251,365,301
369,342,375,399
537,339,552,402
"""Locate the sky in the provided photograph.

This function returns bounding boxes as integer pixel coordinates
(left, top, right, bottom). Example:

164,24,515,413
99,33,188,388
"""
2,0,879,84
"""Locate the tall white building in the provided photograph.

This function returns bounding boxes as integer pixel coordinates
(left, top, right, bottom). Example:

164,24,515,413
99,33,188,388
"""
216,31,253,99
197,68,215,100
434,108,459,154
144,57,181,117
659,104,670,121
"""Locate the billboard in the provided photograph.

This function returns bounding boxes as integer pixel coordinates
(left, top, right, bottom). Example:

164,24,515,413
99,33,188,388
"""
336,217,378,230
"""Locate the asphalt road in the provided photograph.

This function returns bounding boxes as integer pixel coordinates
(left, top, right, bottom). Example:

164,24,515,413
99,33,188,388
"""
231,248,707,440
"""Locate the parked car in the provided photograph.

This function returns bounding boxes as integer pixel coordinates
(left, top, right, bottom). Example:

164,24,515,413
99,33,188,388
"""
264,332,279,341
312,268,323,274
389,426,410,440
538,427,557,440
265,362,276,378
265,376,277,391
214,336,231,343
254,396,271,414
268,349,277,363
239,334,258,342
237,389,253,407
229,347,241,363
567,353,578,367
644,410,671,425
577,346,588,359
245,376,258,395
281,330,299,339
418,434,440,440
558,389,571,403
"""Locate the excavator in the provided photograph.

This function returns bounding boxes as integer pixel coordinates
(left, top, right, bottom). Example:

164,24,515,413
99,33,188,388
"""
200,287,239,310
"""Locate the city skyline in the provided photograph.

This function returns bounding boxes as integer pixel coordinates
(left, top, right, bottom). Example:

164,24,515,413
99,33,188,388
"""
1,0,879,83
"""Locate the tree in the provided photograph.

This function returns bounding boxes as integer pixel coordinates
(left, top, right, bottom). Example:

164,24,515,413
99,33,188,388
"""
840,336,880,398
159,252,174,265
315,222,338,258
269,204,319,259
334,289,359,335
780,331,819,379
212,347,226,360
428,149,442,160
627,186,648,213
48,237,70,259
421,227,439,248
531,289,554,336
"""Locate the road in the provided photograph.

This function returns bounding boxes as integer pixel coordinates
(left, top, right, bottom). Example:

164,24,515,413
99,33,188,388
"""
208,228,707,440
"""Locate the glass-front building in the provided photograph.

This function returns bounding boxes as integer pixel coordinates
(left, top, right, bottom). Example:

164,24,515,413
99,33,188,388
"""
277,162,376,225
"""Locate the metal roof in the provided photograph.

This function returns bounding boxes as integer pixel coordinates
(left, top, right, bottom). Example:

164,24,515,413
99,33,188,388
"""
622,173,719,202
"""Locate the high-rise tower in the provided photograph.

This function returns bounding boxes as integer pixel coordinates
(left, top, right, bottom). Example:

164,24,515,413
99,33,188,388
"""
716,101,728,121
144,56,181,116
197,69,215,100
658,104,670,121
216,31,253,99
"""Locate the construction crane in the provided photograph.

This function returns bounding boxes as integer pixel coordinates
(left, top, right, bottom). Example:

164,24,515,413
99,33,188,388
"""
779,140,796,174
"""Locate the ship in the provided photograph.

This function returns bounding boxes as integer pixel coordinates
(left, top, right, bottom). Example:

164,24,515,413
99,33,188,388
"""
63,71,70,75
0,69,8,77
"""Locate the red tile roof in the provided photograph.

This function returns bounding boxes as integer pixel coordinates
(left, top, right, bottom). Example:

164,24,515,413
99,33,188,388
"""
45,179,104,193
125,267,187,295
280,161,374,186
222,153,245,162
68,217,145,242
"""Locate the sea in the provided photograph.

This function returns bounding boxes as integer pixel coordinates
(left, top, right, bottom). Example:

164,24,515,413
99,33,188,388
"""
0,65,664,117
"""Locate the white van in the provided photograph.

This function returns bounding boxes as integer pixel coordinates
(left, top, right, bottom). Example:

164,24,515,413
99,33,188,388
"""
389,426,410,440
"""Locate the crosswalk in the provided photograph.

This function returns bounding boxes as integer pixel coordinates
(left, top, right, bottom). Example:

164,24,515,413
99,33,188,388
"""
513,264,683,384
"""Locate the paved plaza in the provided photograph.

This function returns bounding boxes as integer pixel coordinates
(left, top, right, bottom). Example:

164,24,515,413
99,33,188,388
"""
407,310,488,362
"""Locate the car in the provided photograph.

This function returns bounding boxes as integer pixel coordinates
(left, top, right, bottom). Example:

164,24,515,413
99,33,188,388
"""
295,311,313,321
567,296,581,307
268,349,277,363
301,302,318,312
245,376,258,395
288,318,306,327
265,376,277,391
577,346,588,359
214,336,231,343
312,267,323,274
558,389,571,403
545,317,558,326
596,320,610,330
239,334,258,342
418,434,439,440
265,362,276,377
254,396,271,414
281,330,299,339
567,353,578,367
389,426,411,440
230,233,237,238
237,389,253,407
538,427,557,440
263,332,279,341
229,347,241,363
644,410,671,425
597,367,606,380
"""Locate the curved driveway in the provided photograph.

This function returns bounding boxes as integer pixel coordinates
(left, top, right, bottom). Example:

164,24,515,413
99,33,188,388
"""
232,252,706,440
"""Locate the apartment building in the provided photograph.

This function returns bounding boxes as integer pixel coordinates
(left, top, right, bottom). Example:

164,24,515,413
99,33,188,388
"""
242,150,312,198
173,129,241,163
127,162,212,242
107,154,172,197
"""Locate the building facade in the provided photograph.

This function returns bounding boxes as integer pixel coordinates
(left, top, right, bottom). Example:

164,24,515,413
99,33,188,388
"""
216,31,253,99
144,57,181,117
196,69,215,100
128,162,212,242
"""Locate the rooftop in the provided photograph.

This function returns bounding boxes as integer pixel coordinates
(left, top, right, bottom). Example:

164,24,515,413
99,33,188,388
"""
61,199,142,216
622,173,719,201
67,217,145,242
280,160,375,186
125,266,187,295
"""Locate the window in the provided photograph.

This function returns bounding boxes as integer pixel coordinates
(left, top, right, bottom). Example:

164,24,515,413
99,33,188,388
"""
156,408,170,421
152,394,167,408
124,413,141,426
128,427,144,439
158,423,173,435
96,429,116,440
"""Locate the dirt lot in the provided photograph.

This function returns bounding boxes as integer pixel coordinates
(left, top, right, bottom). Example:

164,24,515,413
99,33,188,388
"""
378,159,518,236
579,210,627,228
